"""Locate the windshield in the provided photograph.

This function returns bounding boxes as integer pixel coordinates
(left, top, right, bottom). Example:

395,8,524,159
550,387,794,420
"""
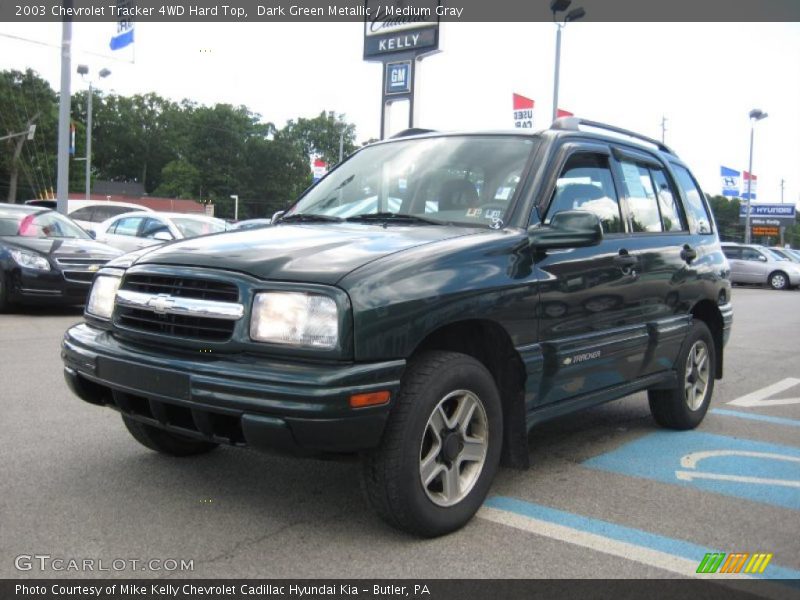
286,136,537,227
172,217,227,238
0,209,90,239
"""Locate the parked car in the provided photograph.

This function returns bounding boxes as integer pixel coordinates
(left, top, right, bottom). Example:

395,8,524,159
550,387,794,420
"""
24,199,155,235
62,119,732,537
769,246,800,264
721,242,800,290
0,203,121,311
67,201,155,235
95,211,228,253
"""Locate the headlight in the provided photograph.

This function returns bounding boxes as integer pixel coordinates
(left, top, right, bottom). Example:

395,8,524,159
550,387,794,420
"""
10,249,50,271
250,292,339,349
86,275,122,319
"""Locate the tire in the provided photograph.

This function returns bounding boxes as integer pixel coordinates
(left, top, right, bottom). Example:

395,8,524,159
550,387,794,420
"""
648,320,715,430
768,271,789,290
361,351,503,537
122,415,218,457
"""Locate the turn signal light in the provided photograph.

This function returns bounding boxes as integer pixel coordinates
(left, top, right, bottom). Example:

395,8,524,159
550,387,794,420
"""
350,391,390,408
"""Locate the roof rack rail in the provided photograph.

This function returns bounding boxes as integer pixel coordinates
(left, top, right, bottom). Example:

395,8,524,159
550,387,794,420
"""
391,128,437,139
551,117,675,155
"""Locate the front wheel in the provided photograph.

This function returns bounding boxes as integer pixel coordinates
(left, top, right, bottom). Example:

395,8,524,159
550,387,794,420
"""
769,271,789,290
361,351,502,537
648,320,715,430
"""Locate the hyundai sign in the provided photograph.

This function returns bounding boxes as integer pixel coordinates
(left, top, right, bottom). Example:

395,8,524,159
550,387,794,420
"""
739,204,796,227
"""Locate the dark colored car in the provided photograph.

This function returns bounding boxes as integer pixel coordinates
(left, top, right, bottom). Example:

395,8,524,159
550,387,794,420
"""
0,203,122,311
62,119,732,537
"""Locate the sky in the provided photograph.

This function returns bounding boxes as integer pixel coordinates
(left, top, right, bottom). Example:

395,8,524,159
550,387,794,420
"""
0,21,798,206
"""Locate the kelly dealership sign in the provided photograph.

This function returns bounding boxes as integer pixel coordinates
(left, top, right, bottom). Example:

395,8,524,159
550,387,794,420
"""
363,0,441,60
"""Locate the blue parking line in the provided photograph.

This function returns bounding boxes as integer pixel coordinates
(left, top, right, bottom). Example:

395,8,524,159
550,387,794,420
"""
712,409,800,428
484,496,800,581
583,431,800,511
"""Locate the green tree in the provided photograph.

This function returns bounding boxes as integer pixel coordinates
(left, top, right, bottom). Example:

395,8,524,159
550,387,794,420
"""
707,195,744,242
277,110,357,166
0,69,58,202
153,159,200,199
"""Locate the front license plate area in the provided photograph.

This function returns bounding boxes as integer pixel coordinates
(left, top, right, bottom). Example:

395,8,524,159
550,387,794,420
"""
96,357,190,400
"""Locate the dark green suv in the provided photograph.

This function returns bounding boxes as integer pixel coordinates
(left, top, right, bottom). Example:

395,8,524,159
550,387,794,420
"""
62,118,732,537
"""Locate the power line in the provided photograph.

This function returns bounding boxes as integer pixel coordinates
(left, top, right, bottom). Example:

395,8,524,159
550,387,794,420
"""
0,31,135,64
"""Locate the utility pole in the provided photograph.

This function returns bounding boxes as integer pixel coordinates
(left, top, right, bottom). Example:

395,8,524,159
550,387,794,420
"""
4,117,38,203
780,178,785,203
660,116,668,144
56,1,73,215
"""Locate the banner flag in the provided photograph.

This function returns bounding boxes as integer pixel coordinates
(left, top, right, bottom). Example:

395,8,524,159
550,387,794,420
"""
512,93,534,129
720,166,740,197
741,171,757,200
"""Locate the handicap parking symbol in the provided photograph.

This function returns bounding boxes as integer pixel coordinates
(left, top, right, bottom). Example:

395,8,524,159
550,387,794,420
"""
583,431,800,511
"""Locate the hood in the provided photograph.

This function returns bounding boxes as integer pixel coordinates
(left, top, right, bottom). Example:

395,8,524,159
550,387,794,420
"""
1,237,122,260
134,223,477,284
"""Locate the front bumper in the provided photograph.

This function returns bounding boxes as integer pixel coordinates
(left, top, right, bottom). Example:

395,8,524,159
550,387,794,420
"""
62,324,405,454
11,267,92,304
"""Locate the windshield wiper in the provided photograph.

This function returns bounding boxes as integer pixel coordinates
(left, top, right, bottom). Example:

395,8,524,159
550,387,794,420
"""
279,213,344,223
346,212,444,225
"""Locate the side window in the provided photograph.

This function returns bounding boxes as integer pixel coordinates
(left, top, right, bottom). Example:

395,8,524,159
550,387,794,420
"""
547,153,623,234
722,247,741,260
112,217,144,237
650,169,686,232
741,248,764,262
140,218,171,239
671,164,712,234
618,160,662,232
69,207,94,221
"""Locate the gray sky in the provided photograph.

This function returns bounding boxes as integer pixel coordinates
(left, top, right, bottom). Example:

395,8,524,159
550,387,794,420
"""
1,21,798,205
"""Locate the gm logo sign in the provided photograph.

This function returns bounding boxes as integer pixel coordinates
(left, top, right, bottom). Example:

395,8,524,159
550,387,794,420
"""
385,61,412,95
696,552,773,574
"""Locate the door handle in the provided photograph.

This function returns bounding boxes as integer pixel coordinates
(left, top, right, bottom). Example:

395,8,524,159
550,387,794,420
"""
680,244,697,263
613,251,639,268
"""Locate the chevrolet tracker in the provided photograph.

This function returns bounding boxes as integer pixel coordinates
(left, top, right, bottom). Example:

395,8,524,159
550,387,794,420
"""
62,118,733,537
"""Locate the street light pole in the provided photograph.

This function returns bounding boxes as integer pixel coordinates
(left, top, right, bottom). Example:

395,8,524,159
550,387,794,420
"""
552,24,562,123
550,0,585,123
744,108,768,244
230,194,239,221
77,65,111,201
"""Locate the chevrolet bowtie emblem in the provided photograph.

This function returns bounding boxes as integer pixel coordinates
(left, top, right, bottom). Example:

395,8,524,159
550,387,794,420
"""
147,294,176,314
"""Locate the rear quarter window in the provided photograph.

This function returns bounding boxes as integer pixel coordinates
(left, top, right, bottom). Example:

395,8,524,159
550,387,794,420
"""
671,164,713,234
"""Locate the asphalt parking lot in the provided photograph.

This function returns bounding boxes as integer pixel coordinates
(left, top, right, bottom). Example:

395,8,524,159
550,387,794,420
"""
1,287,799,582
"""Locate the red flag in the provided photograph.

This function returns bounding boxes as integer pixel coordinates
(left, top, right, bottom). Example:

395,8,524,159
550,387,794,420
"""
513,93,535,111
557,108,574,118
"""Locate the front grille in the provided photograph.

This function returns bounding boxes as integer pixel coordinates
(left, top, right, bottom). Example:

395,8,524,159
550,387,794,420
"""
63,271,96,283
117,307,235,341
123,274,238,302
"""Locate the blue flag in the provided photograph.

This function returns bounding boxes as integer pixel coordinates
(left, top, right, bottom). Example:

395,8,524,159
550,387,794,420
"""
720,166,740,197
110,22,134,51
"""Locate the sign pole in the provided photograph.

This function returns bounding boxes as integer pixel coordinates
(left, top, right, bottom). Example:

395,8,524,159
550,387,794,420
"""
56,1,73,215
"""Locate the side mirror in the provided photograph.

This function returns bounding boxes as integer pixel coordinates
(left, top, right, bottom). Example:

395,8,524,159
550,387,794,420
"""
86,230,96,239
758,255,767,262
271,210,285,224
153,231,173,242
528,210,603,249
